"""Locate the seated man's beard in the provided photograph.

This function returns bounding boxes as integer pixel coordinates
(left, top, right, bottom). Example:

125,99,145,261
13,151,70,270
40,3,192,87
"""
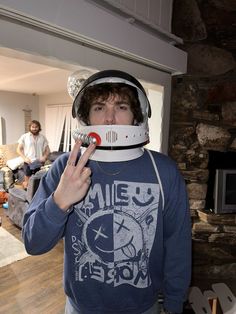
31,130,40,135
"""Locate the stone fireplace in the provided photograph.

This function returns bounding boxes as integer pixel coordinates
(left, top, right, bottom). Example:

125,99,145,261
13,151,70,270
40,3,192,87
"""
168,75,236,284
169,0,236,286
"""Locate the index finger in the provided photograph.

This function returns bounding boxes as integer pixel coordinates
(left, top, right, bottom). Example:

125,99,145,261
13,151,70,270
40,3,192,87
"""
76,143,96,170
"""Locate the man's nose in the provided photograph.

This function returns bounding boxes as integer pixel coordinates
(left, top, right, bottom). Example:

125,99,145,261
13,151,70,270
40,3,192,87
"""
104,108,115,124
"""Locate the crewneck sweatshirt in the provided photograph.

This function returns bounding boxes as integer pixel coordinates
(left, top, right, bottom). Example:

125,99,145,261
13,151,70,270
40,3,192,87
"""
22,149,191,313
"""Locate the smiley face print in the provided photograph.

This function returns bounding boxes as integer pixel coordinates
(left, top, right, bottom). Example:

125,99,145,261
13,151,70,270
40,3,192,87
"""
83,209,144,264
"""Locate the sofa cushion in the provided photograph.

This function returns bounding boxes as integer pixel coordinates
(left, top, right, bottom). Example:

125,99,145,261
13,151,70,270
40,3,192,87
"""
0,170,4,189
26,170,47,202
0,143,18,167
1,166,14,190
7,187,27,228
6,169,48,228
6,156,24,170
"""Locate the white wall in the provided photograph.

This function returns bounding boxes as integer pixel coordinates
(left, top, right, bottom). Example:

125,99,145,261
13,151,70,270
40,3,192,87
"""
0,90,72,146
0,91,39,144
145,88,163,152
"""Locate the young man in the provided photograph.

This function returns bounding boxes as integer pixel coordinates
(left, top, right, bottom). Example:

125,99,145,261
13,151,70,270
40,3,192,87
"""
22,70,192,314
17,120,50,188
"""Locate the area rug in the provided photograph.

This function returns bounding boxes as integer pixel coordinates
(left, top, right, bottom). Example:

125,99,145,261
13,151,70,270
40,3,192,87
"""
0,227,29,267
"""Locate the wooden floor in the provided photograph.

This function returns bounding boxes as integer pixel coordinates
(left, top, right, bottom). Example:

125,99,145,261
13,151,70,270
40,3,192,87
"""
0,207,66,314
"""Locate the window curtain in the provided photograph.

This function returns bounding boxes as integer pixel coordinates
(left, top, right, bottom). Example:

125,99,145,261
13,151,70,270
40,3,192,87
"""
63,109,80,152
45,104,79,152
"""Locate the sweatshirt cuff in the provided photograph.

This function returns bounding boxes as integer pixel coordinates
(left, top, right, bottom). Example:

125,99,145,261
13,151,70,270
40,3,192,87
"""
44,194,73,224
163,298,183,313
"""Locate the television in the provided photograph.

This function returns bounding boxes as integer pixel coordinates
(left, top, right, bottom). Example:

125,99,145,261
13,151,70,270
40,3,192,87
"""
214,169,236,214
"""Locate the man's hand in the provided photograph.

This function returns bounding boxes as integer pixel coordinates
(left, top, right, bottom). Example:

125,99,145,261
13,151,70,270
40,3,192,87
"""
24,157,32,164
39,156,46,163
53,140,96,211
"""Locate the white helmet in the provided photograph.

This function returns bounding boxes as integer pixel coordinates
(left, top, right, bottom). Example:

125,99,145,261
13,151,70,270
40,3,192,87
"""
69,70,151,162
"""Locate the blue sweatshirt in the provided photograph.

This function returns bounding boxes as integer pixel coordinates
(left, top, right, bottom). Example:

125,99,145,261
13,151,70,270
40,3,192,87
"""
22,149,191,313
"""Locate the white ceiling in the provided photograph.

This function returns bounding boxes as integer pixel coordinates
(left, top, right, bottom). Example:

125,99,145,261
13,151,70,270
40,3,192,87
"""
0,55,73,95
0,54,163,97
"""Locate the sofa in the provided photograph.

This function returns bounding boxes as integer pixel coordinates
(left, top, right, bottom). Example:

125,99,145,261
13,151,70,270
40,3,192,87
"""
5,169,47,228
0,143,61,191
2,148,64,228
0,142,64,228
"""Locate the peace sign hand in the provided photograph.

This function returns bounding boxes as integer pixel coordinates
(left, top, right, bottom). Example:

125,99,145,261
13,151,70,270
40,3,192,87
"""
53,140,96,212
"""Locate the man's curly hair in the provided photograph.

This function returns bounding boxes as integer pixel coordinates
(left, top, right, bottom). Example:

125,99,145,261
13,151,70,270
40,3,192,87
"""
76,83,143,125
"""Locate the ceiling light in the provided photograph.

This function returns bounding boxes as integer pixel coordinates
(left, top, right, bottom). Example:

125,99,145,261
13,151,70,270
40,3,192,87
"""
67,69,93,99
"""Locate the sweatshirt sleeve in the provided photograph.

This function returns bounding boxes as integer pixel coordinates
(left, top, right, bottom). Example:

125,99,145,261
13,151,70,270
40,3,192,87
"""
22,154,71,255
161,159,192,313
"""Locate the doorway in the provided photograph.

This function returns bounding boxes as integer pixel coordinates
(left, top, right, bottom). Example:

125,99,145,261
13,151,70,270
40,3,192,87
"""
0,14,171,153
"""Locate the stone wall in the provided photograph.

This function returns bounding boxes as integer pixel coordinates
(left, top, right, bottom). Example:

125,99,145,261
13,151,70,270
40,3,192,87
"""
170,76,236,216
170,0,236,282
192,211,236,280
169,75,236,281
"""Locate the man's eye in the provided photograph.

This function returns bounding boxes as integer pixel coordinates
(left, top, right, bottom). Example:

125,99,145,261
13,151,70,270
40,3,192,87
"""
93,106,103,111
118,104,129,110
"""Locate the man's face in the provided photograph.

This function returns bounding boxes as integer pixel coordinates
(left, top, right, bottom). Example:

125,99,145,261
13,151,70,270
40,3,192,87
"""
88,94,134,125
30,123,40,135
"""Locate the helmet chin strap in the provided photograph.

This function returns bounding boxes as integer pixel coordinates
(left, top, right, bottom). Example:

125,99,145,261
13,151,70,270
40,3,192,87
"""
81,146,144,162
